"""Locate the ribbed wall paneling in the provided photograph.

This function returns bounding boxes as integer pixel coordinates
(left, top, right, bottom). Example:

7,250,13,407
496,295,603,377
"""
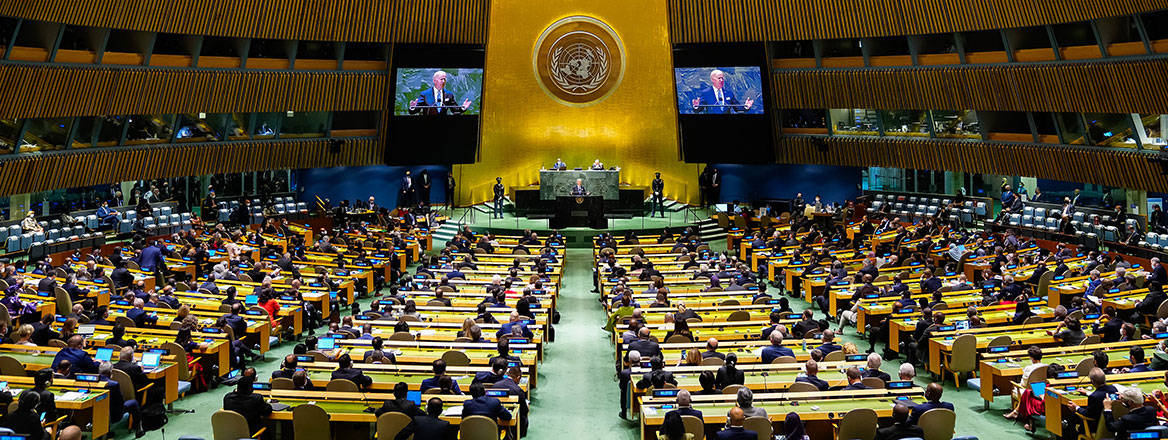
669,0,1168,43
0,64,386,119
776,136,1168,193
0,0,487,43
773,59,1168,114
0,138,381,196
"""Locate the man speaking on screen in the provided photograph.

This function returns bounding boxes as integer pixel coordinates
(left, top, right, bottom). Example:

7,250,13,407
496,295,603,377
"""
409,70,473,115
690,69,753,114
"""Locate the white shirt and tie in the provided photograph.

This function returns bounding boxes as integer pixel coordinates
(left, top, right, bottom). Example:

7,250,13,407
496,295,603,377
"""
714,87,725,111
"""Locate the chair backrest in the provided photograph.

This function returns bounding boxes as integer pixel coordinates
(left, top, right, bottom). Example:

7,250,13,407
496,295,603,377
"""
681,415,706,440
743,416,771,440
161,341,191,380
47,339,67,348
292,404,331,440
836,407,878,440
1023,315,1045,326
271,378,294,390
948,334,977,373
986,335,1012,348
861,377,886,389
326,379,359,392
918,408,957,440
441,350,471,366
389,332,415,341
726,311,750,322
54,288,72,315
1080,335,1101,346
211,409,252,440
700,357,724,366
788,382,819,393
115,315,136,328
771,356,797,364
1025,365,1048,385
1076,357,1096,377
665,334,691,343
824,351,846,362
0,306,10,327
110,369,137,402
721,384,745,395
1157,299,1168,319
376,412,414,440
399,315,421,322
459,415,501,440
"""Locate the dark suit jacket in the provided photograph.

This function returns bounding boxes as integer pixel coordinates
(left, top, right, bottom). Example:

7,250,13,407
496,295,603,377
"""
665,407,703,420
408,88,467,116
461,396,511,421
796,375,829,391
715,427,757,440
864,369,892,383
1104,405,1159,440
404,415,449,440
909,400,954,424
331,368,373,388
875,423,926,440
627,339,662,361
222,391,272,433
695,87,747,114
1078,385,1117,421
52,347,98,373
375,398,423,417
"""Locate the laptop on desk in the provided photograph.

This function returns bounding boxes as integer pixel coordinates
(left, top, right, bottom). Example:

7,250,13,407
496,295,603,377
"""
95,348,114,363
139,352,162,372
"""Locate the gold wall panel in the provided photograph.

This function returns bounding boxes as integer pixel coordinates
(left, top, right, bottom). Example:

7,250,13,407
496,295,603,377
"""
0,64,386,119
0,0,488,43
777,136,1168,194
0,138,382,197
459,0,700,205
668,0,1168,43
773,59,1168,114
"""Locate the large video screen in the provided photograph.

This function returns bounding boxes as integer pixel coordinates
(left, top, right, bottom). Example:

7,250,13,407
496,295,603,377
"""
393,68,483,116
675,67,764,115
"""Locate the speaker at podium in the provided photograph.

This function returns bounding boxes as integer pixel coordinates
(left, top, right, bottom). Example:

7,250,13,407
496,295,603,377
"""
552,195,605,229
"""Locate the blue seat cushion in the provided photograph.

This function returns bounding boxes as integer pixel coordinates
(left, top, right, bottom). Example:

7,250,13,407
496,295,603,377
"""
177,380,192,396
964,378,982,391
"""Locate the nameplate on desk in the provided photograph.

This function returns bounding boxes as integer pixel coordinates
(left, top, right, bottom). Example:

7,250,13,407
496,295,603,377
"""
652,389,679,398
1085,313,1100,320
845,354,867,362
1056,371,1079,379
938,325,955,331
1053,276,1065,280
244,310,263,316
887,381,912,389
988,346,1009,353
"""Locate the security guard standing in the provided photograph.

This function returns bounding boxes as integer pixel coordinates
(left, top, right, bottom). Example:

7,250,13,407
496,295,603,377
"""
650,172,666,218
492,177,505,219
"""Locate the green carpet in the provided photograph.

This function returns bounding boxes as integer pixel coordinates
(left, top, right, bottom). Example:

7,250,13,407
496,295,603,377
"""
123,240,1035,440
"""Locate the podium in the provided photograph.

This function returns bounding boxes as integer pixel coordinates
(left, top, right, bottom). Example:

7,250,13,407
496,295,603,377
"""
551,195,605,229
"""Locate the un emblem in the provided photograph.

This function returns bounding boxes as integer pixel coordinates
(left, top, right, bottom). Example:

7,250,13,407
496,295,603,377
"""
534,16,625,106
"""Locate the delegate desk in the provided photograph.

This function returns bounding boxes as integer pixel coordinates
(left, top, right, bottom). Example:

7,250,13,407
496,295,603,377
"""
616,339,824,368
50,324,232,382
853,289,982,332
329,339,541,385
106,300,276,352
1043,370,1166,436
977,339,1162,407
628,359,868,415
0,344,182,405
169,290,305,336
623,320,792,343
0,375,112,439
924,321,1102,376
255,389,519,431
639,388,923,440
298,362,530,392
885,297,1047,348
634,304,799,324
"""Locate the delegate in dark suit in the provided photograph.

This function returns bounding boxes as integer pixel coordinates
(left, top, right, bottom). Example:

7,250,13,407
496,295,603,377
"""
715,427,757,440
876,423,925,440
461,396,512,421
1104,404,1159,440
570,184,588,196
908,400,955,424
222,385,272,434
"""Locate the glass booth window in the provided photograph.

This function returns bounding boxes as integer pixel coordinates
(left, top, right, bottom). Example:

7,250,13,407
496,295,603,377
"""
829,109,880,136
0,119,17,154
930,110,981,139
881,110,929,137
124,114,174,145
228,113,251,140
72,116,124,148
1084,113,1139,148
1054,113,1087,145
20,118,71,152
280,112,328,138
174,113,230,142
253,113,280,139
1136,114,1168,150
781,110,828,132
